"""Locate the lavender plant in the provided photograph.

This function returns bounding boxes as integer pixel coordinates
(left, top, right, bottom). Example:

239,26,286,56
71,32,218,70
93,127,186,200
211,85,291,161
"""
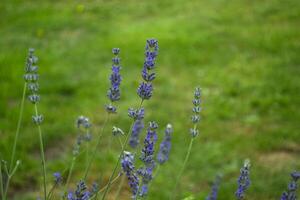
25,49,48,200
171,87,202,199
281,171,300,200
101,39,159,200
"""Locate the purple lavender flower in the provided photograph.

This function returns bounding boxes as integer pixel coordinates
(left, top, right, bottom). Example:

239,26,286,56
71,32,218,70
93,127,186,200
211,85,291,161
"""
67,180,90,200
121,151,140,199
235,160,251,200
128,108,145,120
137,39,159,100
53,172,62,184
136,121,158,197
129,119,144,148
190,87,201,137
281,171,300,200
128,108,145,148
137,82,153,100
206,175,222,200
157,124,173,165
106,48,122,113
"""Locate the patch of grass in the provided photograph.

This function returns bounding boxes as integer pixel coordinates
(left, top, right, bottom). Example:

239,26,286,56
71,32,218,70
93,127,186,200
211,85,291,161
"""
0,0,299,199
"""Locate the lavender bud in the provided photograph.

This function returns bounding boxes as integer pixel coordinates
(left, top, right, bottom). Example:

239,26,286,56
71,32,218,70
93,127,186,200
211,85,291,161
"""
281,171,300,200
191,115,200,123
28,83,39,92
105,104,117,113
157,124,173,165
32,114,44,125
28,94,40,104
112,48,120,55
76,116,91,129
190,128,199,137
112,57,120,64
112,126,124,136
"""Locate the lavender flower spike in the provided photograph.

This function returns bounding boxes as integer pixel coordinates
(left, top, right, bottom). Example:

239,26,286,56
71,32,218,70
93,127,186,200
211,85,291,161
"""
53,172,62,184
137,39,159,100
235,160,251,200
137,121,158,197
67,180,90,200
128,108,145,148
281,171,300,200
157,124,173,165
106,47,122,113
121,151,140,199
190,87,202,137
206,174,222,200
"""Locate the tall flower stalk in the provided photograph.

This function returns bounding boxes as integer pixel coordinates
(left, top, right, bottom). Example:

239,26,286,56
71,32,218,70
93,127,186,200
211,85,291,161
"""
83,48,122,180
25,48,47,200
171,87,202,199
102,39,159,200
206,174,222,200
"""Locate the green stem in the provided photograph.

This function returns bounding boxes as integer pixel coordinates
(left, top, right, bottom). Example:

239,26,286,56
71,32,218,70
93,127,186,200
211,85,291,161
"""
0,162,5,200
171,137,195,200
114,174,125,200
83,113,110,180
34,104,47,200
65,156,76,191
9,82,27,172
101,100,144,200
47,182,57,200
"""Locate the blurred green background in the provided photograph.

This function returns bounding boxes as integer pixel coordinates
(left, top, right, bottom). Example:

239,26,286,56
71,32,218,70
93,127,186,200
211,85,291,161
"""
0,0,299,199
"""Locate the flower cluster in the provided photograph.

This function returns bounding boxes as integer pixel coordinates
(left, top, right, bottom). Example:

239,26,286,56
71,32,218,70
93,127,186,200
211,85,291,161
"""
106,48,122,113
137,39,159,100
235,160,251,200
137,121,158,197
53,172,62,184
73,116,92,156
157,124,173,165
281,171,300,200
128,108,145,148
121,151,140,198
190,87,201,137
24,48,43,125
67,180,90,200
206,175,222,200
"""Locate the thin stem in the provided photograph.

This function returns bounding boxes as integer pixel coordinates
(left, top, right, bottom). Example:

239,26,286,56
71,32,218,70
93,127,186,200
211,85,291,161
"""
0,162,5,200
65,156,76,191
47,182,57,200
3,161,20,199
83,113,110,180
118,137,124,149
114,174,126,200
101,100,144,200
86,130,90,172
35,104,47,200
171,137,195,200
9,82,27,172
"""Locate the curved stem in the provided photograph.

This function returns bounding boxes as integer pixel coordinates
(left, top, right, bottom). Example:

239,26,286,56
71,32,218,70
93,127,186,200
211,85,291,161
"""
83,113,110,180
47,182,57,200
101,100,144,200
171,137,195,200
35,104,47,200
10,82,27,172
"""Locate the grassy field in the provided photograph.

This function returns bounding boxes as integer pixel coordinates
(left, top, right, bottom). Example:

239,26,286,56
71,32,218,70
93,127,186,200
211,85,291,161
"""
0,0,299,199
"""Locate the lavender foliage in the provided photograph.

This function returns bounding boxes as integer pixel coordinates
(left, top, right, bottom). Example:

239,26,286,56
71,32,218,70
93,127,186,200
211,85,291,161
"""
157,124,173,165
235,160,251,200
281,171,300,200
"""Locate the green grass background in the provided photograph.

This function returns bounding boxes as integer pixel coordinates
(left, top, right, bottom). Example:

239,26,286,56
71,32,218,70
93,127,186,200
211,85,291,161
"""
0,0,299,199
